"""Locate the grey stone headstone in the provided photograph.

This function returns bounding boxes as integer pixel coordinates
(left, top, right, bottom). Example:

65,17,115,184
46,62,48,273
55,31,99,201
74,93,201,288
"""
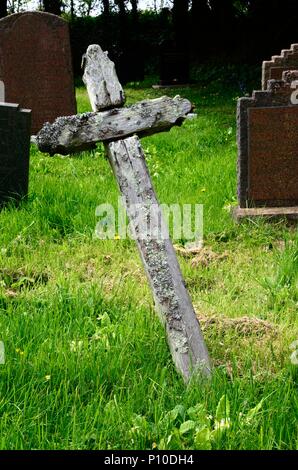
0,103,31,207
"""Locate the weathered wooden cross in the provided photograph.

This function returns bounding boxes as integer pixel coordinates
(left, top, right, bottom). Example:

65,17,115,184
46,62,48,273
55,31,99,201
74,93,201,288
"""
36,45,211,382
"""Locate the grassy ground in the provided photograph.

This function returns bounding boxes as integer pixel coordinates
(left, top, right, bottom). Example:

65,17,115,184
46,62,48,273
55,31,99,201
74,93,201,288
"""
0,78,297,450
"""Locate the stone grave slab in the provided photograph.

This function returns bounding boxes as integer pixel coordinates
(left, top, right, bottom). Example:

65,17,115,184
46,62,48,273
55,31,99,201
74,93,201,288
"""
0,12,76,134
0,103,31,206
234,70,298,221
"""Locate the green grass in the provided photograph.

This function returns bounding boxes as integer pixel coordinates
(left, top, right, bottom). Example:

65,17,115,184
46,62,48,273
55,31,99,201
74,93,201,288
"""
0,79,297,450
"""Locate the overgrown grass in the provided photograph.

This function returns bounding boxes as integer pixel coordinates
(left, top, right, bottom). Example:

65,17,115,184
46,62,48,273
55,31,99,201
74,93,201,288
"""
0,79,297,450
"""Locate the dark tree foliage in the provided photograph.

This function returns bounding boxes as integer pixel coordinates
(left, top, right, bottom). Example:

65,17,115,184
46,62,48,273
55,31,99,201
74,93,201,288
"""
102,0,110,16
70,0,75,19
43,0,62,16
0,0,8,18
190,0,212,60
208,0,237,56
2,0,293,81
130,0,138,18
100,1,143,84
172,0,189,52
246,0,298,60
114,0,127,45
159,0,190,84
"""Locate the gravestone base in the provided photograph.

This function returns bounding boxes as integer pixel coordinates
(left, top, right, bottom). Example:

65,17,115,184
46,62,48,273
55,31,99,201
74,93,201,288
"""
152,83,194,89
232,206,298,223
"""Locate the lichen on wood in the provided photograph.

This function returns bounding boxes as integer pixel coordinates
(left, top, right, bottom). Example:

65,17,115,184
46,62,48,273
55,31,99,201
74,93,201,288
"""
106,136,211,381
36,96,192,155
82,44,125,111
36,43,211,382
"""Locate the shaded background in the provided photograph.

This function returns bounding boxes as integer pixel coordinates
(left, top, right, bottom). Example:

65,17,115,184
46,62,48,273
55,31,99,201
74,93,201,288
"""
0,1,297,85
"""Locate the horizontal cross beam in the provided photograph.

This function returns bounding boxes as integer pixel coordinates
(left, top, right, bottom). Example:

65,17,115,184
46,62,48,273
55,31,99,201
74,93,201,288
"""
36,96,192,155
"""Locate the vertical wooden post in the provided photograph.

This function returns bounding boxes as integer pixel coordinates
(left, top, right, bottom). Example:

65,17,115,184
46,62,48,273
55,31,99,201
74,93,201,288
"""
106,137,211,380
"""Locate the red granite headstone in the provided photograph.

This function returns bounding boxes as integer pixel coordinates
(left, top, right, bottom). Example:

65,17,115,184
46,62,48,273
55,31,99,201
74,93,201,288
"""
236,70,298,218
0,12,76,134
262,44,298,90
248,106,298,205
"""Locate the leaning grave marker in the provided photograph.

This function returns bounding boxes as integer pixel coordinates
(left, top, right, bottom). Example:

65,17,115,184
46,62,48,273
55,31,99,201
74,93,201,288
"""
0,103,31,206
37,44,211,382
234,70,298,221
0,12,76,135
262,43,298,90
